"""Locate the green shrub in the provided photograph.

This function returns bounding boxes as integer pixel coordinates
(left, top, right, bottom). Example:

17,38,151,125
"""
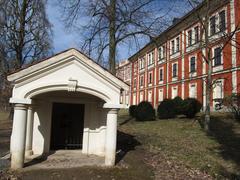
135,101,155,121
158,99,176,119
129,105,137,117
182,98,202,118
173,96,184,115
223,94,240,121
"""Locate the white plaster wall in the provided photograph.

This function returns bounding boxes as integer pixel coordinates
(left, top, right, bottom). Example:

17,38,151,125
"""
32,101,52,155
32,98,107,157
82,104,107,156
12,60,121,104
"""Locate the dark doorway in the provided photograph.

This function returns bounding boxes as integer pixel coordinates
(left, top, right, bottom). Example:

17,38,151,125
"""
50,103,85,150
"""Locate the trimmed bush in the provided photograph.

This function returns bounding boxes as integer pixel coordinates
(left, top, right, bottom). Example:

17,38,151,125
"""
135,101,155,121
129,105,137,117
223,94,240,121
182,98,202,118
158,99,176,119
173,96,184,115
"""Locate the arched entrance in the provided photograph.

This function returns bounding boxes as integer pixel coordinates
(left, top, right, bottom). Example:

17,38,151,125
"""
50,102,85,150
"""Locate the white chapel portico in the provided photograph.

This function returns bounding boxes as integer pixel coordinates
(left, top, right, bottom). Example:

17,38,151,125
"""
7,48,129,169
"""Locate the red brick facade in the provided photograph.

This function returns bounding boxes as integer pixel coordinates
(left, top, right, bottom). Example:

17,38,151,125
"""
129,0,240,110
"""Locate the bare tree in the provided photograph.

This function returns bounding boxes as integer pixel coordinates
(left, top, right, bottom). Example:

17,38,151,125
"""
0,0,53,110
187,0,239,132
59,0,176,74
0,0,53,70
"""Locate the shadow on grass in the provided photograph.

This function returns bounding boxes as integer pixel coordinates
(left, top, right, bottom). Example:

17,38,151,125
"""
208,116,240,178
116,131,141,164
119,117,134,126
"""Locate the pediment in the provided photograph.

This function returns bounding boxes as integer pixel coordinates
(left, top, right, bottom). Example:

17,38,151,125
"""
7,49,129,92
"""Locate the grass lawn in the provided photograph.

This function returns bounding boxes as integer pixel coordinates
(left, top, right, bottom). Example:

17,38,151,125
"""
1,110,240,179
118,110,240,179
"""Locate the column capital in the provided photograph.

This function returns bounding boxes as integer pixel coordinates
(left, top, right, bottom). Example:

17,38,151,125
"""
107,108,119,114
14,104,28,110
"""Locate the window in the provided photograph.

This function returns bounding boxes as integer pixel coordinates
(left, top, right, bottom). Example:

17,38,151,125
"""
159,68,163,81
194,26,199,43
172,63,177,78
188,30,192,46
134,62,138,74
171,40,175,54
213,80,224,100
133,79,137,88
140,76,144,87
172,87,178,99
133,93,136,105
140,92,144,102
158,89,163,102
148,72,152,84
139,57,145,70
189,84,197,98
219,10,226,32
158,46,165,60
210,16,216,35
148,51,154,65
190,57,196,72
176,37,180,52
214,47,222,66
148,91,152,102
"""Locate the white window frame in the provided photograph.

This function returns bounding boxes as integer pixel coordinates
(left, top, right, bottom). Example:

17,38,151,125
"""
133,78,137,89
189,55,197,77
189,83,197,98
148,51,155,67
159,67,164,84
212,79,224,110
148,72,153,86
158,45,165,62
208,7,227,38
213,79,224,99
140,91,144,102
148,91,152,102
171,40,175,55
158,89,164,102
140,75,144,88
171,86,178,99
186,23,200,52
212,44,223,72
133,93,136,105
172,62,178,81
139,57,145,70
170,35,181,58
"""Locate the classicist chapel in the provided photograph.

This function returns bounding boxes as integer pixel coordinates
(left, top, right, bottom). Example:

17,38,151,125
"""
7,0,240,170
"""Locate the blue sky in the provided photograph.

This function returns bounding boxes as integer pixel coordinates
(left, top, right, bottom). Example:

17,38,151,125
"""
46,0,192,62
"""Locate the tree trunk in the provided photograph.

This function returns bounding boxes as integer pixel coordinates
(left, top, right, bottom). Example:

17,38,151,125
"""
16,0,28,68
204,53,212,132
204,0,211,132
109,0,116,74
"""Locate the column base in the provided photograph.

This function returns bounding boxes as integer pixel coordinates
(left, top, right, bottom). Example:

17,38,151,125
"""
11,151,25,169
105,149,116,166
25,150,33,157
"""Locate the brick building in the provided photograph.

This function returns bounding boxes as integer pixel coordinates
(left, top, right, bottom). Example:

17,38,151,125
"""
129,0,240,110
116,60,131,105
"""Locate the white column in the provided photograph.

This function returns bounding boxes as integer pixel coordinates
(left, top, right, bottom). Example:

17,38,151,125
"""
230,0,237,93
25,106,34,156
105,108,118,166
11,104,28,169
